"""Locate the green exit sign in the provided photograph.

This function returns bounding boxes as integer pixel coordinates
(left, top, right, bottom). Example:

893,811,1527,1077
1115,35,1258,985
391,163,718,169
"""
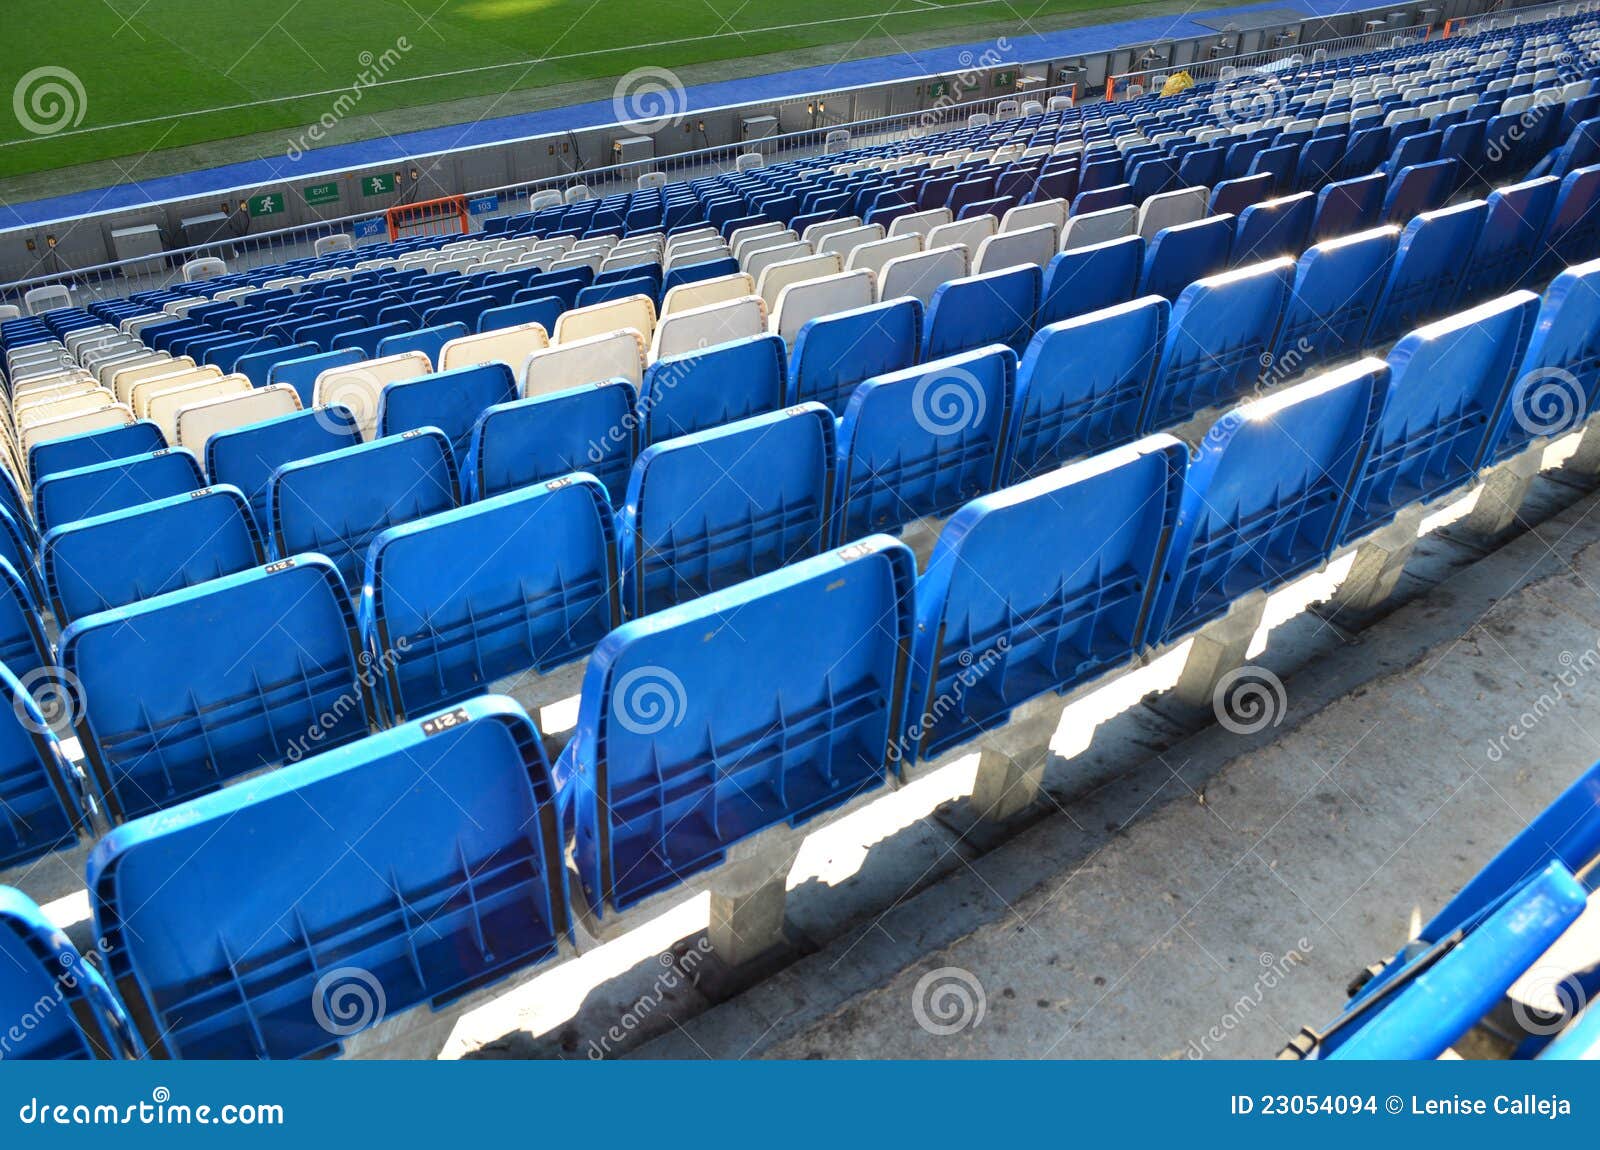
361,173,397,196
247,192,284,218
994,70,1016,88
303,181,341,206
928,81,948,98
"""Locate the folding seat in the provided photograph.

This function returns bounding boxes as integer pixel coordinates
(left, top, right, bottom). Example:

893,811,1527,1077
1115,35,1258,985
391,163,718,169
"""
552,293,656,346
465,379,637,504
1339,293,1539,545
888,207,952,240
922,264,1040,359
651,295,765,360
1460,176,1560,302
559,535,914,914
1007,296,1167,484
1035,233,1145,328
816,223,885,261
742,239,810,281
641,332,786,443
1135,187,1209,241
877,244,971,307
61,553,371,825
1145,258,1295,430
266,346,364,405
1492,260,1600,464
89,695,564,1059
42,485,262,626
0,556,54,727
1537,164,1600,281
268,428,459,590
361,476,617,722
999,199,1069,235
438,322,550,374
1379,158,1458,223
910,435,1185,761
1367,201,1488,345
1060,204,1136,252
620,404,836,616
375,362,518,466
1340,124,1393,177
972,223,1057,275
206,405,363,534
28,419,165,486
0,886,132,1058
1309,172,1388,242
836,346,1015,539
523,328,646,399
237,339,322,389
1139,215,1235,302
1207,172,1273,217
1147,360,1386,646
305,350,430,441
1295,133,1347,191
1272,226,1399,375
33,448,205,537
173,383,301,451
926,216,998,255
1231,192,1315,264
660,271,754,316
789,298,921,417
755,252,844,312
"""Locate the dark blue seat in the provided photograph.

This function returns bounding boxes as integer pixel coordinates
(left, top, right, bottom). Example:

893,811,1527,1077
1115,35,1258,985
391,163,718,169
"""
923,265,1041,359
1209,173,1273,216
621,403,835,615
88,696,564,1059
268,429,459,591
375,362,518,467
361,475,618,721
1272,225,1399,375
1367,201,1488,344
641,333,786,444
41,485,262,627
1148,360,1385,645
1231,192,1314,265
661,257,740,295
0,557,51,707
1461,176,1560,301
1310,172,1387,242
266,347,364,406
1037,234,1143,327
1144,258,1294,430
0,887,132,1058
28,420,165,486
32,448,205,537
1380,158,1458,223
558,536,914,913
465,380,637,505
332,322,408,359
1538,163,1600,282
1006,296,1167,483
377,322,468,367
911,435,1184,761
1140,215,1234,301
234,341,318,388
1493,260,1600,463
789,298,921,417
61,554,374,824
1340,292,1540,545
836,347,1015,539
205,406,362,536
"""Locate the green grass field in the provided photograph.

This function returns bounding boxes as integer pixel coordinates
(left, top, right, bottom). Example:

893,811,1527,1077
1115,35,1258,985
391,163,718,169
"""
0,0,1164,180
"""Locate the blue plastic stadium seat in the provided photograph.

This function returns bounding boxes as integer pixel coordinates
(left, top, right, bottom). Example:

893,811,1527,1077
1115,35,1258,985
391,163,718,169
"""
0,657,84,873
376,362,517,466
88,696,565,1059
361,476,618,722
1340,293,1540,545
1148,360,1386,645
267,347,364,406
28,421,166,486
377,322,468,367
33,448,205,537
0,557,51,701
0,887,133,1059
621,404,835,616
1460,176,1559,301
61,554,374,824
558,536,915,913
235,342,317,389
789,299,922,417
1272,226,1399,375
1493,259,1600,462
1140,215,1234,301
1310,173,1387,242
1539,164,1600,281
1380,158,1458,224
1209,173,1272,217
911,436,1185,761
922,265,1041,359
1006,296,1168,483
1367,201,1488,344
41,485,263,626
465,380,637,505
1231,192,1314,265
642,333,786,444
1037,235,1144,327
205,406,363,536
268,429,459,591
1144,259,1294,430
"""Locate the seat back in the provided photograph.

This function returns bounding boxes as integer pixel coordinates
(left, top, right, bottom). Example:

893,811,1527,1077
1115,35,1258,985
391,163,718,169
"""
1135,187,1209,241
790,298,921,418
1273,226,1399,375
0,887,129,1058
1140,215,1235,302
641,332,786,443
174,383,302,450
924,264,1041,359
524,329,646,397
878,245,970,306
1310,172,1388,242
1367,200,1488,344
311,351,433,439
1494,259,1600,462
651,296,766,360
28,420,165,486
771,270,875,347
1461,176,1559,300
375,362,518,466
438,322,551,374
1037,235,1144,327
1061,204,1137,251
33,448,204,536
464,380,637,505
553,294,656,345
205,406,362,535
973,223,1057,274
1231,192,1315,264
660,271,756,316
62,554,371,824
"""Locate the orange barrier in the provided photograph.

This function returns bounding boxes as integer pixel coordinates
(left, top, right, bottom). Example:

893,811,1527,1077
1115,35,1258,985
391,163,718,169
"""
385,195,470,242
